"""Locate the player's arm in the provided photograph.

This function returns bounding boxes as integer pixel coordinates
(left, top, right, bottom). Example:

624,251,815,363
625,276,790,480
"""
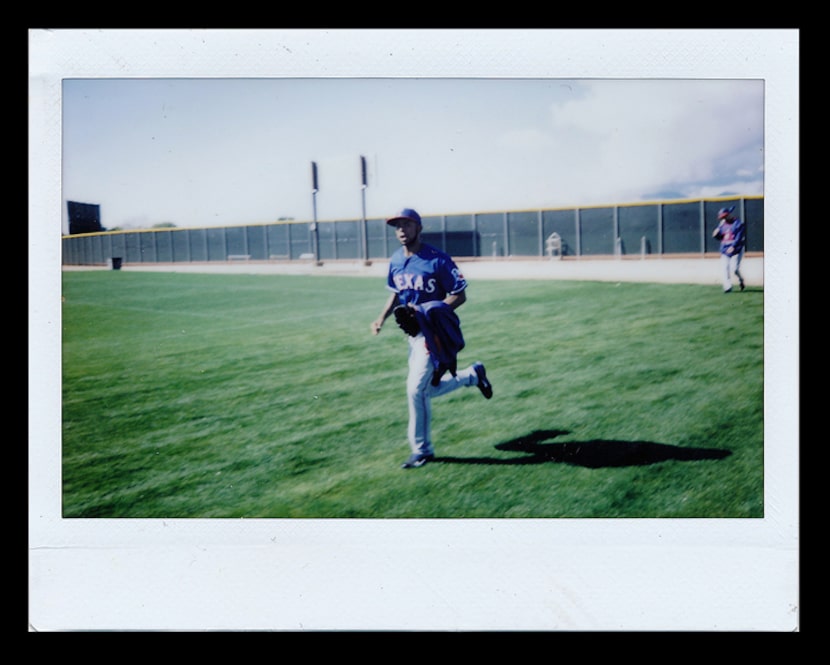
735,221,747,247
444,290,466,310
441,260,468,310
371,292,399,335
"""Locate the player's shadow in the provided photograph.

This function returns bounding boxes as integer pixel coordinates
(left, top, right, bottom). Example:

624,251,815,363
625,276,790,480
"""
436,429,731,468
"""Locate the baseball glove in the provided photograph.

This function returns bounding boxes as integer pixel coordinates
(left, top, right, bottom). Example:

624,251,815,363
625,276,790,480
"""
393,305,420,337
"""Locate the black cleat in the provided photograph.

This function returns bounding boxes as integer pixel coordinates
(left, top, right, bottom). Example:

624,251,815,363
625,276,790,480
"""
473,362,493,399
401,453,435,469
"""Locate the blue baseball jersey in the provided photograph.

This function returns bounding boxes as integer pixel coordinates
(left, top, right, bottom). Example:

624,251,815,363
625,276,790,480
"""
714,218,746,255
387,244,467,307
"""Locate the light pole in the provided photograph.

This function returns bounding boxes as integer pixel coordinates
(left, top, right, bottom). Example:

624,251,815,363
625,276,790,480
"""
311,161,320,263
360,155,369,264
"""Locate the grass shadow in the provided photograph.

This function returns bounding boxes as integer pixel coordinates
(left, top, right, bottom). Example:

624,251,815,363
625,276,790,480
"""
436,429,732,468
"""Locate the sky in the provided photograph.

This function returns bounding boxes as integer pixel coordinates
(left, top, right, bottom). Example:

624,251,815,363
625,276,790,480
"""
60,76,764,234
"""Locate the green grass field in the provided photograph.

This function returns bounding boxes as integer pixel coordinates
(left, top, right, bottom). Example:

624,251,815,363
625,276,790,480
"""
60,270,764,519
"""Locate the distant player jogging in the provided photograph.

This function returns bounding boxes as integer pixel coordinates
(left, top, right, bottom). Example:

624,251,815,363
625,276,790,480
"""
371,208,493,469
712,206,747,293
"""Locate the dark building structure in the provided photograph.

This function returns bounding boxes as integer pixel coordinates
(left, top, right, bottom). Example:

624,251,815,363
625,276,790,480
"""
67,201,103,235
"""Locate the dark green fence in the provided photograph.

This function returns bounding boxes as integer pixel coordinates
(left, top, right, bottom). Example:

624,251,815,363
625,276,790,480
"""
62,196,763,266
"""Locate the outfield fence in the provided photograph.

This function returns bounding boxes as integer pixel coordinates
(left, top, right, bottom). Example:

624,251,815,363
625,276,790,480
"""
62,195,763,266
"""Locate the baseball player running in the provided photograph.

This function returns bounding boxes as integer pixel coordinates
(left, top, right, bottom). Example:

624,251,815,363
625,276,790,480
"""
712,205,747,293
371,208,493,469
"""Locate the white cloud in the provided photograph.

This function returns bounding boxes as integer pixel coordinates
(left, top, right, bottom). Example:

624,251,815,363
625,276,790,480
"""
496,127,556,151
536,80,764,203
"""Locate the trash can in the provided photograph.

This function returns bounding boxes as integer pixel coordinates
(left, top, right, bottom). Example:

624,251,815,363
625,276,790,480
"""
110,257,122,270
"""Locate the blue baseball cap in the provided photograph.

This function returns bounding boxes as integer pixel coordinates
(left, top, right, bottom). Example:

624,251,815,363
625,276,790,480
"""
386,208,422,226
717,206,736,220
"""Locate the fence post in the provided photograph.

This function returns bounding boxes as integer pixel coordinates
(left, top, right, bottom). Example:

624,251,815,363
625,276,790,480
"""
657,204,663,256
